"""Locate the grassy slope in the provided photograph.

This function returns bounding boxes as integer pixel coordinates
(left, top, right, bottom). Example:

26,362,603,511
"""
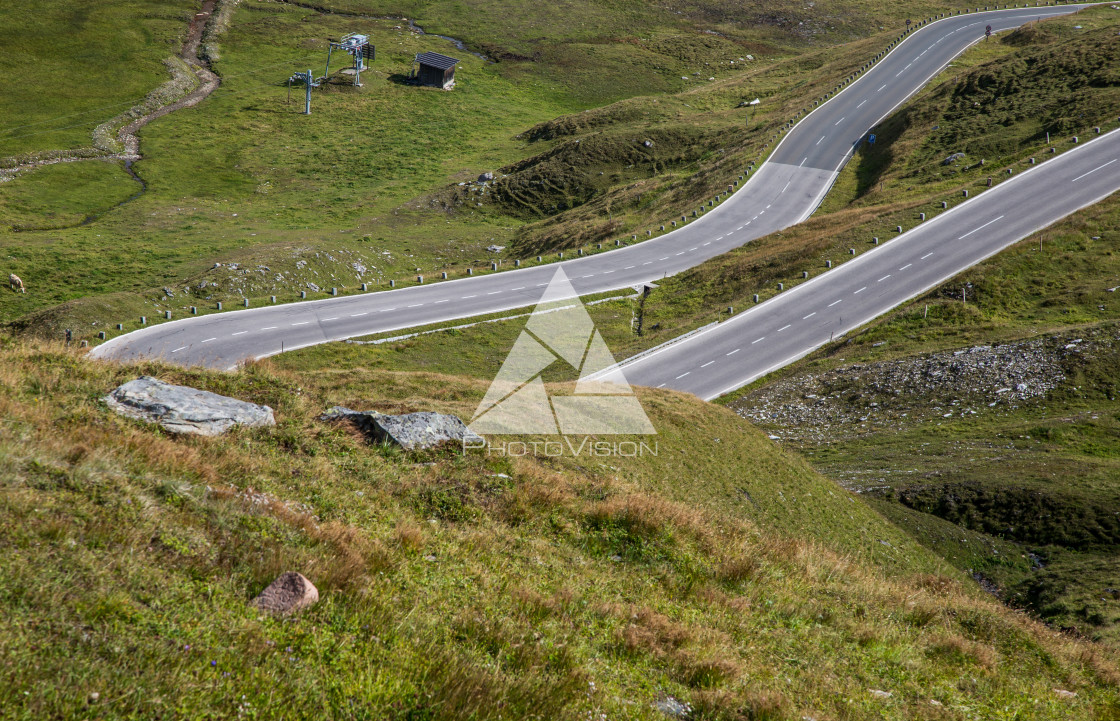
0,0,196,157
4,0,985,338
2,337,1119,719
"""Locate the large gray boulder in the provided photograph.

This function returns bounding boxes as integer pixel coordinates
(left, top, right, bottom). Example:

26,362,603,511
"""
321,406,480,450
105,376,275,436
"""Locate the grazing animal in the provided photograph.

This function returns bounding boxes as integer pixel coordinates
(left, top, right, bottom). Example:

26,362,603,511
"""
8,273,25,293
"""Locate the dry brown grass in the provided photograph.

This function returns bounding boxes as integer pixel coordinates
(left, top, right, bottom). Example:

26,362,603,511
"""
926,633,998,672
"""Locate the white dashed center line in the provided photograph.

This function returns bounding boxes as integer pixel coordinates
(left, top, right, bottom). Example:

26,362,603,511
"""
292,321,310,326
624,266,635,270
726,348,740,356
659,257,669,261
834,117,845,126
462,295,477,299
877,275,891,282
803,312,816,320
232,330,247,335
856,99,867,108
778,324,792,332
262,326,277,330
511,286,525,291
676,372,690,379
202,338,216,343
816,136,826,145
350,312,366,317
854,287,867,294
958,215,1004,240
407,303,424,308
700,361,715,368
827,300,842,307
921,252,934,260
434,299,449,304
751,337,765,344
1071,159,1117,182
877,84,886,92
172,346,187,353
899,264,912,271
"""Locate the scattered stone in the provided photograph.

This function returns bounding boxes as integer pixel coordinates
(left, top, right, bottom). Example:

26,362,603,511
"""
942,152,966,165
1053,689,1078,700
869,689,893,699
321,406,480,450
731,333,1089,444
653,696,692,717
643,139,653,148
252,572,319,615
105,377,275,436
478,171,494,182
486,244,506,253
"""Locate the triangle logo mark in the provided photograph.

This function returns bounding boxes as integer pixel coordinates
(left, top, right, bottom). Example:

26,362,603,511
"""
469,266,655,436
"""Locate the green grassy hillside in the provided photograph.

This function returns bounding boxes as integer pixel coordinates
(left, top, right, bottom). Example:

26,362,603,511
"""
1,0,993,340
2,337,1119,719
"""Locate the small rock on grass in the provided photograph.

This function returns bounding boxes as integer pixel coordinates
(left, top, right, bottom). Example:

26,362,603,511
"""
252,572,319,615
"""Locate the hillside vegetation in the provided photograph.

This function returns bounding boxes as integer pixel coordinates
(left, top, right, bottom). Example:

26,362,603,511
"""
2,337,1119,719
2,0,981,340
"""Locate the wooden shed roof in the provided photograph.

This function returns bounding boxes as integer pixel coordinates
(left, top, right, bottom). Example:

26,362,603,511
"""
415,51,459,70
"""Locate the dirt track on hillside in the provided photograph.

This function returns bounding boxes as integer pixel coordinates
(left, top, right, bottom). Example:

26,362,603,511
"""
0,1,224,182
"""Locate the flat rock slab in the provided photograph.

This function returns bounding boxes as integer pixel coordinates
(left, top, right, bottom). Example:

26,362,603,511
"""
252,572,318,615
322,406,480,450
105,376,275,436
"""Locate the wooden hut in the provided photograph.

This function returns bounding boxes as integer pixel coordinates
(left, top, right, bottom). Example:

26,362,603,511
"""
413,51,459,89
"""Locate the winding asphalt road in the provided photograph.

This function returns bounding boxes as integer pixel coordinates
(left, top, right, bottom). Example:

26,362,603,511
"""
610,126,1120,398
93,5,1109,386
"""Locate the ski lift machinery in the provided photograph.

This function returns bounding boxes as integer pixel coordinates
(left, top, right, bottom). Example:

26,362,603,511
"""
325,33,374,86
287,69,320,114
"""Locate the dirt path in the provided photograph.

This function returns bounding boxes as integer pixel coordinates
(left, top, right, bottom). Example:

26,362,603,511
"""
115,0,221,161
0,1,224,187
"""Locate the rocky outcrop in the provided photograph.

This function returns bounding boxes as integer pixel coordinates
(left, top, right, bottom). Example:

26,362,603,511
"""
105,376,275,436
732,337,1073,442
321,406,481,450
252,572,318,615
